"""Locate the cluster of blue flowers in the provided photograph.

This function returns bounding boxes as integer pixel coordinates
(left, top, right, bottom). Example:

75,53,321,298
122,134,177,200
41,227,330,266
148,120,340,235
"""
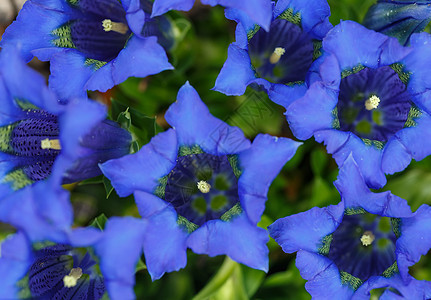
0,0,431,298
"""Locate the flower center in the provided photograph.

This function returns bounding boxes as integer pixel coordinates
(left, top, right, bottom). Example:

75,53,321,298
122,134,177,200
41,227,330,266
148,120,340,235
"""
360,230,375,246
269,47,286,64
28,244,105,298
337,66,411,142
63,267,83,288
164,152,239,226
248,18,314,84
52,0,131,62
197,180,211,193
327,213,397,282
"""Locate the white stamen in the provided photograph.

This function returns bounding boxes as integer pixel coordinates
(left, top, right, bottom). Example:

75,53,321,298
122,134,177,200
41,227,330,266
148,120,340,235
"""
365,95,380,110
360,231,375,246
63,267,83,288
102,19,129,35
269,47,286,64
41,138,61,150
197,180,211,193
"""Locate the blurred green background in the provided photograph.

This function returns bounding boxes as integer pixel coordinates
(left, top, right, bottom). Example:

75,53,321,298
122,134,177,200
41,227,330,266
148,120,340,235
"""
1,0,431,299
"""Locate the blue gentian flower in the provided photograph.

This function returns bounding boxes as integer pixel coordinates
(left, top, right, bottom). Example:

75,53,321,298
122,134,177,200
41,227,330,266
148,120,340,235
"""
0,217,146,300
100,82,301,280
213,0,332,107
151,0,273,31
268,155,431,299
286,20,431,188
0,47,132,239
363,0,431,46
1,0,173,102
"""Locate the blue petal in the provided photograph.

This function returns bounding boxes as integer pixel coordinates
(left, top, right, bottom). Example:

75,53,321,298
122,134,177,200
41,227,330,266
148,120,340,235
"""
238,134,301,224
213,44,256,96
85,36,173,92
165,82,251,154
269,202,344,253
48,50,93,102
187,212,269,272
0,47,61,115
135,191,188,280
354,273,431,300
316,131,387,189
100,129,178,197
0,0,71,62
203,0,272,31
396,204,431,281
322,21,411,71
405,33,431,116
296,250,354,299
0,233,32,299
286,82,337,140
67,227,103,247
86,36,172,92
274,0,332,39
363,1,431,46
334,154,413,218
267,81,308,108
122,0,147,37
391,112,431,164
0,182,72,242
151,0,195,17
94,217,146,299
381,137,412,175
225,8,259,35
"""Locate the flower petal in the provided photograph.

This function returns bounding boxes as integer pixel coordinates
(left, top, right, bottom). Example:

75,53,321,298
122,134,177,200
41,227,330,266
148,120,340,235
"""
187,213,269,272
238,134,301,224
165,82,251,155
100,129,178,197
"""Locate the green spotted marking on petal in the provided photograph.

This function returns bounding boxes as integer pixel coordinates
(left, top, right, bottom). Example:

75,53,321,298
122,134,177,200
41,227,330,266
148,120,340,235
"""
177,215,199,233
332,108,341,129
66,0,79,6
85,59,107,71
361,138,385,150
318,234,333,256
391,218,402,238
15,98,39,111
340,271,363,291
154,175,168,199
382,262,399,278
312,40,322,60
0,123,16,153
344,207,367,216
390,63,412,85
227,154,242,178
3,169,34,190
52,22,76,49
221,202,242,222
341,65,365,79
277,8,302,27
404,105,422,128
247,25,261,41
178,145,204,157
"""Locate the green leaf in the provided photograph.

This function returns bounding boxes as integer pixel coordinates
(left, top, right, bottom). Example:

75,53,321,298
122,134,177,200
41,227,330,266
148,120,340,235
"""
89,213,108,231
310,148,328,176
117,107,131,129
103,176,114,199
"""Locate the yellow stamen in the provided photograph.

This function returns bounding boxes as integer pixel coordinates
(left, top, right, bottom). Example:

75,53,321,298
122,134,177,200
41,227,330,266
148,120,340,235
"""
63,267,83,288
365,95,380,110
41,138,61,150
102,19,129,35
197,180,211,193
360,231,375,246
269,47,286,64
